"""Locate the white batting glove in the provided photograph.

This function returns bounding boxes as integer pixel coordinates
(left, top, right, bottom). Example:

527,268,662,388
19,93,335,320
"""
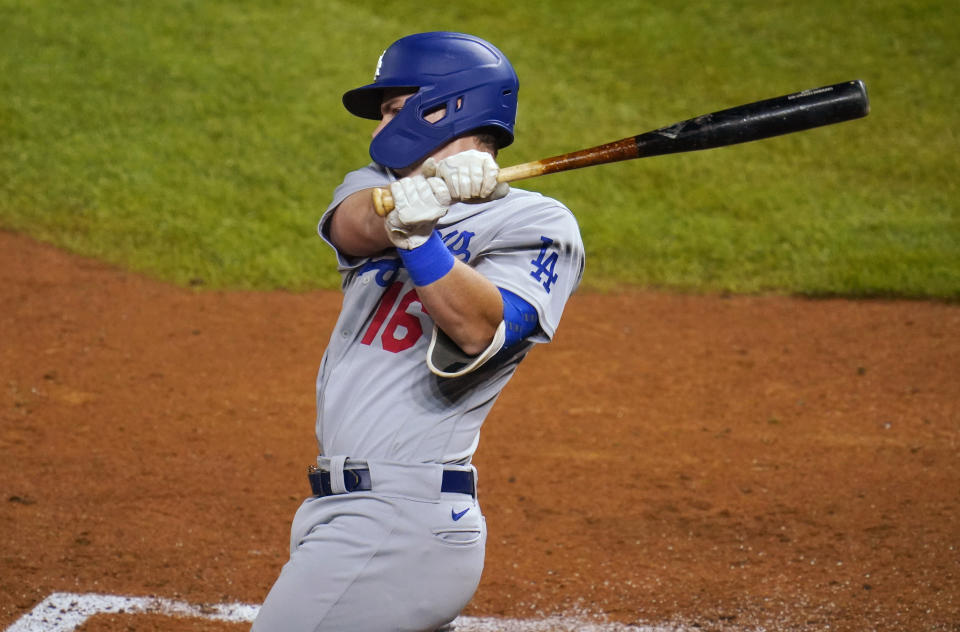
423,149,509,202
384,175,452,250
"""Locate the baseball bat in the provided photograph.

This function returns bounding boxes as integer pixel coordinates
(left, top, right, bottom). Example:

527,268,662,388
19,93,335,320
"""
372,79,869,216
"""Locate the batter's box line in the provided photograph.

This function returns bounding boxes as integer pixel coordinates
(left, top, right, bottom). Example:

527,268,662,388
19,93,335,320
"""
4,593,257,631
5,592,685,632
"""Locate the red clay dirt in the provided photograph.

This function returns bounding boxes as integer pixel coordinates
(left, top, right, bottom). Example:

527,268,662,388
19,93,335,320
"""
1,230,958,631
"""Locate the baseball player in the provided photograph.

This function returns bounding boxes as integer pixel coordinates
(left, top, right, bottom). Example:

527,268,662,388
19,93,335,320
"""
252,32,584,631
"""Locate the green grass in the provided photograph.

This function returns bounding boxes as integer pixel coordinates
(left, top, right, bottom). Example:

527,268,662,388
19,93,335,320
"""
1,0,957,297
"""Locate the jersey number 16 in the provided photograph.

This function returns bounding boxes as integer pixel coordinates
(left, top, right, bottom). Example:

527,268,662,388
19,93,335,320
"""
361,281,425,353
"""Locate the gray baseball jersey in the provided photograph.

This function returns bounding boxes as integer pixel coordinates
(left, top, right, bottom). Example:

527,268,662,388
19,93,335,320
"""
314,163,585,465
253,163,584,631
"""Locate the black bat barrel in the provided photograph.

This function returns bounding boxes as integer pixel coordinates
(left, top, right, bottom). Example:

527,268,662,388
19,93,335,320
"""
634,80,870,157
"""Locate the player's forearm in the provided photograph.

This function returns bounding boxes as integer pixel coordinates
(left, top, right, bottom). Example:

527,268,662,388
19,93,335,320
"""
328,190,393,257
415,261,503,356
331,190,500,352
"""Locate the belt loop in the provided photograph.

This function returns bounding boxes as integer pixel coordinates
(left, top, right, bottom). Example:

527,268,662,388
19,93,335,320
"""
328,455,348,494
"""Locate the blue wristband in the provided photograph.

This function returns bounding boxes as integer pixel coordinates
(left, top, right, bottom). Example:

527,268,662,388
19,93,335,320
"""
398,231,455,286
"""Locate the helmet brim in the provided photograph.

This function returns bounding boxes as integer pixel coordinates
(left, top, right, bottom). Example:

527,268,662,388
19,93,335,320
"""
342,83,418,120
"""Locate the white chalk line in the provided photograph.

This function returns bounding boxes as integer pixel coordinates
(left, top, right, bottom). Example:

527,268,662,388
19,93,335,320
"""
5,593,257,632
4,592,687,632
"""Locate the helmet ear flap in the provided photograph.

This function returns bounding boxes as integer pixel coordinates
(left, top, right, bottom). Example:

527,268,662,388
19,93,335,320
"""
369,91,453,168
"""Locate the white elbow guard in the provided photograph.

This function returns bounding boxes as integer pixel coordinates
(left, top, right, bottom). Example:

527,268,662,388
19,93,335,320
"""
426,321,506,378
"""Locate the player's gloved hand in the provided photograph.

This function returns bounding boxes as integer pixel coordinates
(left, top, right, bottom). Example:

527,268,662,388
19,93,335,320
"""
422,149,509,202
384,174,452,250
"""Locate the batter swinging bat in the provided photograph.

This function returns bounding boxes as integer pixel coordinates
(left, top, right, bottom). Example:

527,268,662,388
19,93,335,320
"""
372,79,869,216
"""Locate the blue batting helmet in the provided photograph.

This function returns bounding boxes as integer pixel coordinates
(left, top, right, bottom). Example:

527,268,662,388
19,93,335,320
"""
342,32,519,170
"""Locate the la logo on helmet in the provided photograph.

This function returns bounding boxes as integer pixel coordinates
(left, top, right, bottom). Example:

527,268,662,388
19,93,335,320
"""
374,51,385,81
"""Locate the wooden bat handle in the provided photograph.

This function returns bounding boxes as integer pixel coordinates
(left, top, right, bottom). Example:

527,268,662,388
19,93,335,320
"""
373,160,545,217
370,154,600,217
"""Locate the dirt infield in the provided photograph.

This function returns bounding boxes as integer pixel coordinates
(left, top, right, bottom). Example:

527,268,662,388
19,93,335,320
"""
2,229,958,631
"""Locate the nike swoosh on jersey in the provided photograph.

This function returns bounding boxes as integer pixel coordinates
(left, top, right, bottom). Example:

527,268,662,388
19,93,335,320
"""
451,507,470,521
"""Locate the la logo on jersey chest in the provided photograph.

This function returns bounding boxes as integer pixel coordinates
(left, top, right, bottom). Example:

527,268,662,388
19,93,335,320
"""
355,229,477,289
439,228,475,263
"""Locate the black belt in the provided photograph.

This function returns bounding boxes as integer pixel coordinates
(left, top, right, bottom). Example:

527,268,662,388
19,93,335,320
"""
308,466,475,498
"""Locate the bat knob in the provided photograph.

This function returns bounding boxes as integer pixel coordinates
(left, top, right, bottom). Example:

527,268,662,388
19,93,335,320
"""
372,187,394,217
